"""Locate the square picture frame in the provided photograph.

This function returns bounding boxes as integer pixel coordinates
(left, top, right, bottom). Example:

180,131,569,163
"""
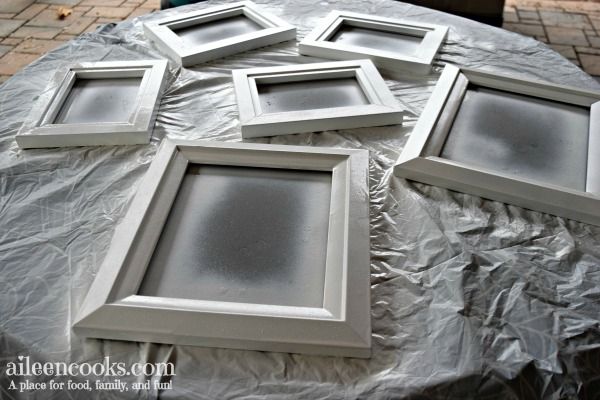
299,11,448,75
16,60,169,149
143,1,296,66
394,64,600,225
232,59,404,138
74,139,372,358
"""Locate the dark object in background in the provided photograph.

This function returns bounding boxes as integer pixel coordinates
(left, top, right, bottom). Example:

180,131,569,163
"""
402,0,506,26
161,0,506,27
161,0,204,9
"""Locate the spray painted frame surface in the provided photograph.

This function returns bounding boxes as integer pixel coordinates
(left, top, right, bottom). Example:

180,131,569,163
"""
232,59,404,138
395,64,600,225
16,60,168,149
143,1,296,66
74,139,371,358
299,11,448,75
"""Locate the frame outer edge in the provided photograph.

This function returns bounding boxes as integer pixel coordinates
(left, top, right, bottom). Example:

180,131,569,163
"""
74,140,372,357
17,60,168,149
73,139,178,326
16,66,71,145
345,148,372,352
232,69,255,125
395,63,460,166
297,10,447,75
235,60,403,138
143,23,183,64
299,10,339,43
587,102,600,194
461,67,600,104
398,157,600,226
132,59,169,136
143,1,296,67
395,64,600,225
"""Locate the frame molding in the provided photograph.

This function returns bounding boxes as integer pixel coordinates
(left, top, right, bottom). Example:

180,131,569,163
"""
395,64,600,225
16,60,168,149
143,1,296,66
74,139,371,358
232,59,404,138
299,11,448,75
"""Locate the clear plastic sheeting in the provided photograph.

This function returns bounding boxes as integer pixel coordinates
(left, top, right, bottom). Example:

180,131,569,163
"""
1,1,599,398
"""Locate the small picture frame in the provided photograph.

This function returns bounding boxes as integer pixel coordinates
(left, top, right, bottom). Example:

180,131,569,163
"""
395,64,600,225
74,139,371,358
299,11,448,75
16,60,169,149
143,1,296,66
232,59,404,138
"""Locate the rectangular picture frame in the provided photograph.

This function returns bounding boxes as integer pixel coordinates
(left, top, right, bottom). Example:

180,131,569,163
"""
299,11,448,75
16,60,169,149
143,1,296,66
232,59,404,138
74,139,372,358
394,64,600,225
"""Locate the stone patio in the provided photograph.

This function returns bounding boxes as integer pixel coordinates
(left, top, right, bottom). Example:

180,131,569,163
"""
0,0,599,83
0,0,159,83
504,0,600,76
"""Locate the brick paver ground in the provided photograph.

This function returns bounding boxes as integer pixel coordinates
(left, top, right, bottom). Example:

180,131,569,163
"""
0,0,159,83
0,0,600,83
503,0,600,76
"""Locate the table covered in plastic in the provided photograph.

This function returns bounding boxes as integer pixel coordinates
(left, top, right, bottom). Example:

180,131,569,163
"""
1,0,599,398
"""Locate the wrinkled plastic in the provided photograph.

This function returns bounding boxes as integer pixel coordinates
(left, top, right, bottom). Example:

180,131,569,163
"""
1,1,600,398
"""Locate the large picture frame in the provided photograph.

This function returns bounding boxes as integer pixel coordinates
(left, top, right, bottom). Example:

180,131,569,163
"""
16,60,169,149
299,11,448,75
143,1,296,66
232,59,404,138
394,64,600,225
74,139,372,358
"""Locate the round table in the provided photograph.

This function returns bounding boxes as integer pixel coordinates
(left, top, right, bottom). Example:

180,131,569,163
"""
1,0,599,398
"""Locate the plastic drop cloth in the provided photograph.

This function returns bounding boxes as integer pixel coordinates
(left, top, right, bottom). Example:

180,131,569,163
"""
1,1,600,398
